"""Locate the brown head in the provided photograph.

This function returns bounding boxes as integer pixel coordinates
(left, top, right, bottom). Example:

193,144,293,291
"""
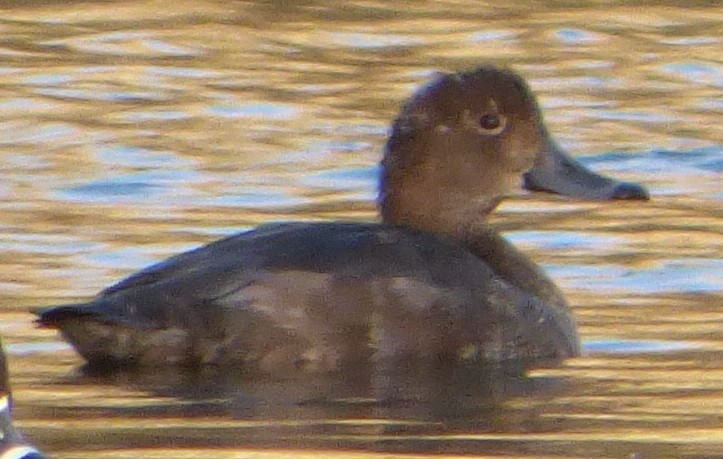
379,65,648,236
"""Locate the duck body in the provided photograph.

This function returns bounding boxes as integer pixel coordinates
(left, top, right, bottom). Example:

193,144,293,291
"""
37,222,578,369
35,65,647,371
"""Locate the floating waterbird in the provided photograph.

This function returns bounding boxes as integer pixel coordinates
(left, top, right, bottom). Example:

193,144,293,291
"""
35,66,648,371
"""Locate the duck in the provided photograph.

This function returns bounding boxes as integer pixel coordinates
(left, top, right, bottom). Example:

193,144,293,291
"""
34,65,648,372
0,336,46,458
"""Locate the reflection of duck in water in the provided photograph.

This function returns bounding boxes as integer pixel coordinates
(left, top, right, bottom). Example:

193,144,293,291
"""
0,337,45,458
35,66,648,372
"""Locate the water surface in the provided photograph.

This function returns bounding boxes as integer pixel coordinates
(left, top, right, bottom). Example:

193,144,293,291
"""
0,1,721,458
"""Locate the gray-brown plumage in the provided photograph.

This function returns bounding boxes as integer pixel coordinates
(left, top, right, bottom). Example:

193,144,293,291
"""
35,65,648,371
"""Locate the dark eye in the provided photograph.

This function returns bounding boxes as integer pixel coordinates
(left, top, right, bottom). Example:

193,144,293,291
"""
479,113,501,130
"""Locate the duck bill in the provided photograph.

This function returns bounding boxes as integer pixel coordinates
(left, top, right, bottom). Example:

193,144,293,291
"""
522,136,649,200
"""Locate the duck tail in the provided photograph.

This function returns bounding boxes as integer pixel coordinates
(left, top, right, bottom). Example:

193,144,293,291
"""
31,303,96,327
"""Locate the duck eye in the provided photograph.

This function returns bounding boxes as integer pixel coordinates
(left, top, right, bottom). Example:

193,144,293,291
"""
479,113,501,130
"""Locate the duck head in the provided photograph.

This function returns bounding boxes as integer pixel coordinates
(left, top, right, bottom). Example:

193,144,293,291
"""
379,66,648,235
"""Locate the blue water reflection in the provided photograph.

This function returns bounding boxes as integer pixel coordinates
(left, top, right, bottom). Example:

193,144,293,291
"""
34,87,165,102
505,231,622,252
582,148,722,196
302,166,376,190
49,31,204,57
548,258,722,294
582,339,700,354
209,190,309,209
658,62,722,87
56,170,204,205
330,32,421,49
553,28,602,45
84,245,196,271
206,102,298,119
94,145,195,168
0,233,100,255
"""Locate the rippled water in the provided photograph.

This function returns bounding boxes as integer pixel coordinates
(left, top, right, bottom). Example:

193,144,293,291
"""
0,1,721,458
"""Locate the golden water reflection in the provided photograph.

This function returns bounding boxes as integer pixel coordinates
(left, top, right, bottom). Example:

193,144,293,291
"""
0,0,721,457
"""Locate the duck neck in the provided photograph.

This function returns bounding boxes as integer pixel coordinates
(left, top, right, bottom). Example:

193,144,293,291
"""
379,187,502,239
